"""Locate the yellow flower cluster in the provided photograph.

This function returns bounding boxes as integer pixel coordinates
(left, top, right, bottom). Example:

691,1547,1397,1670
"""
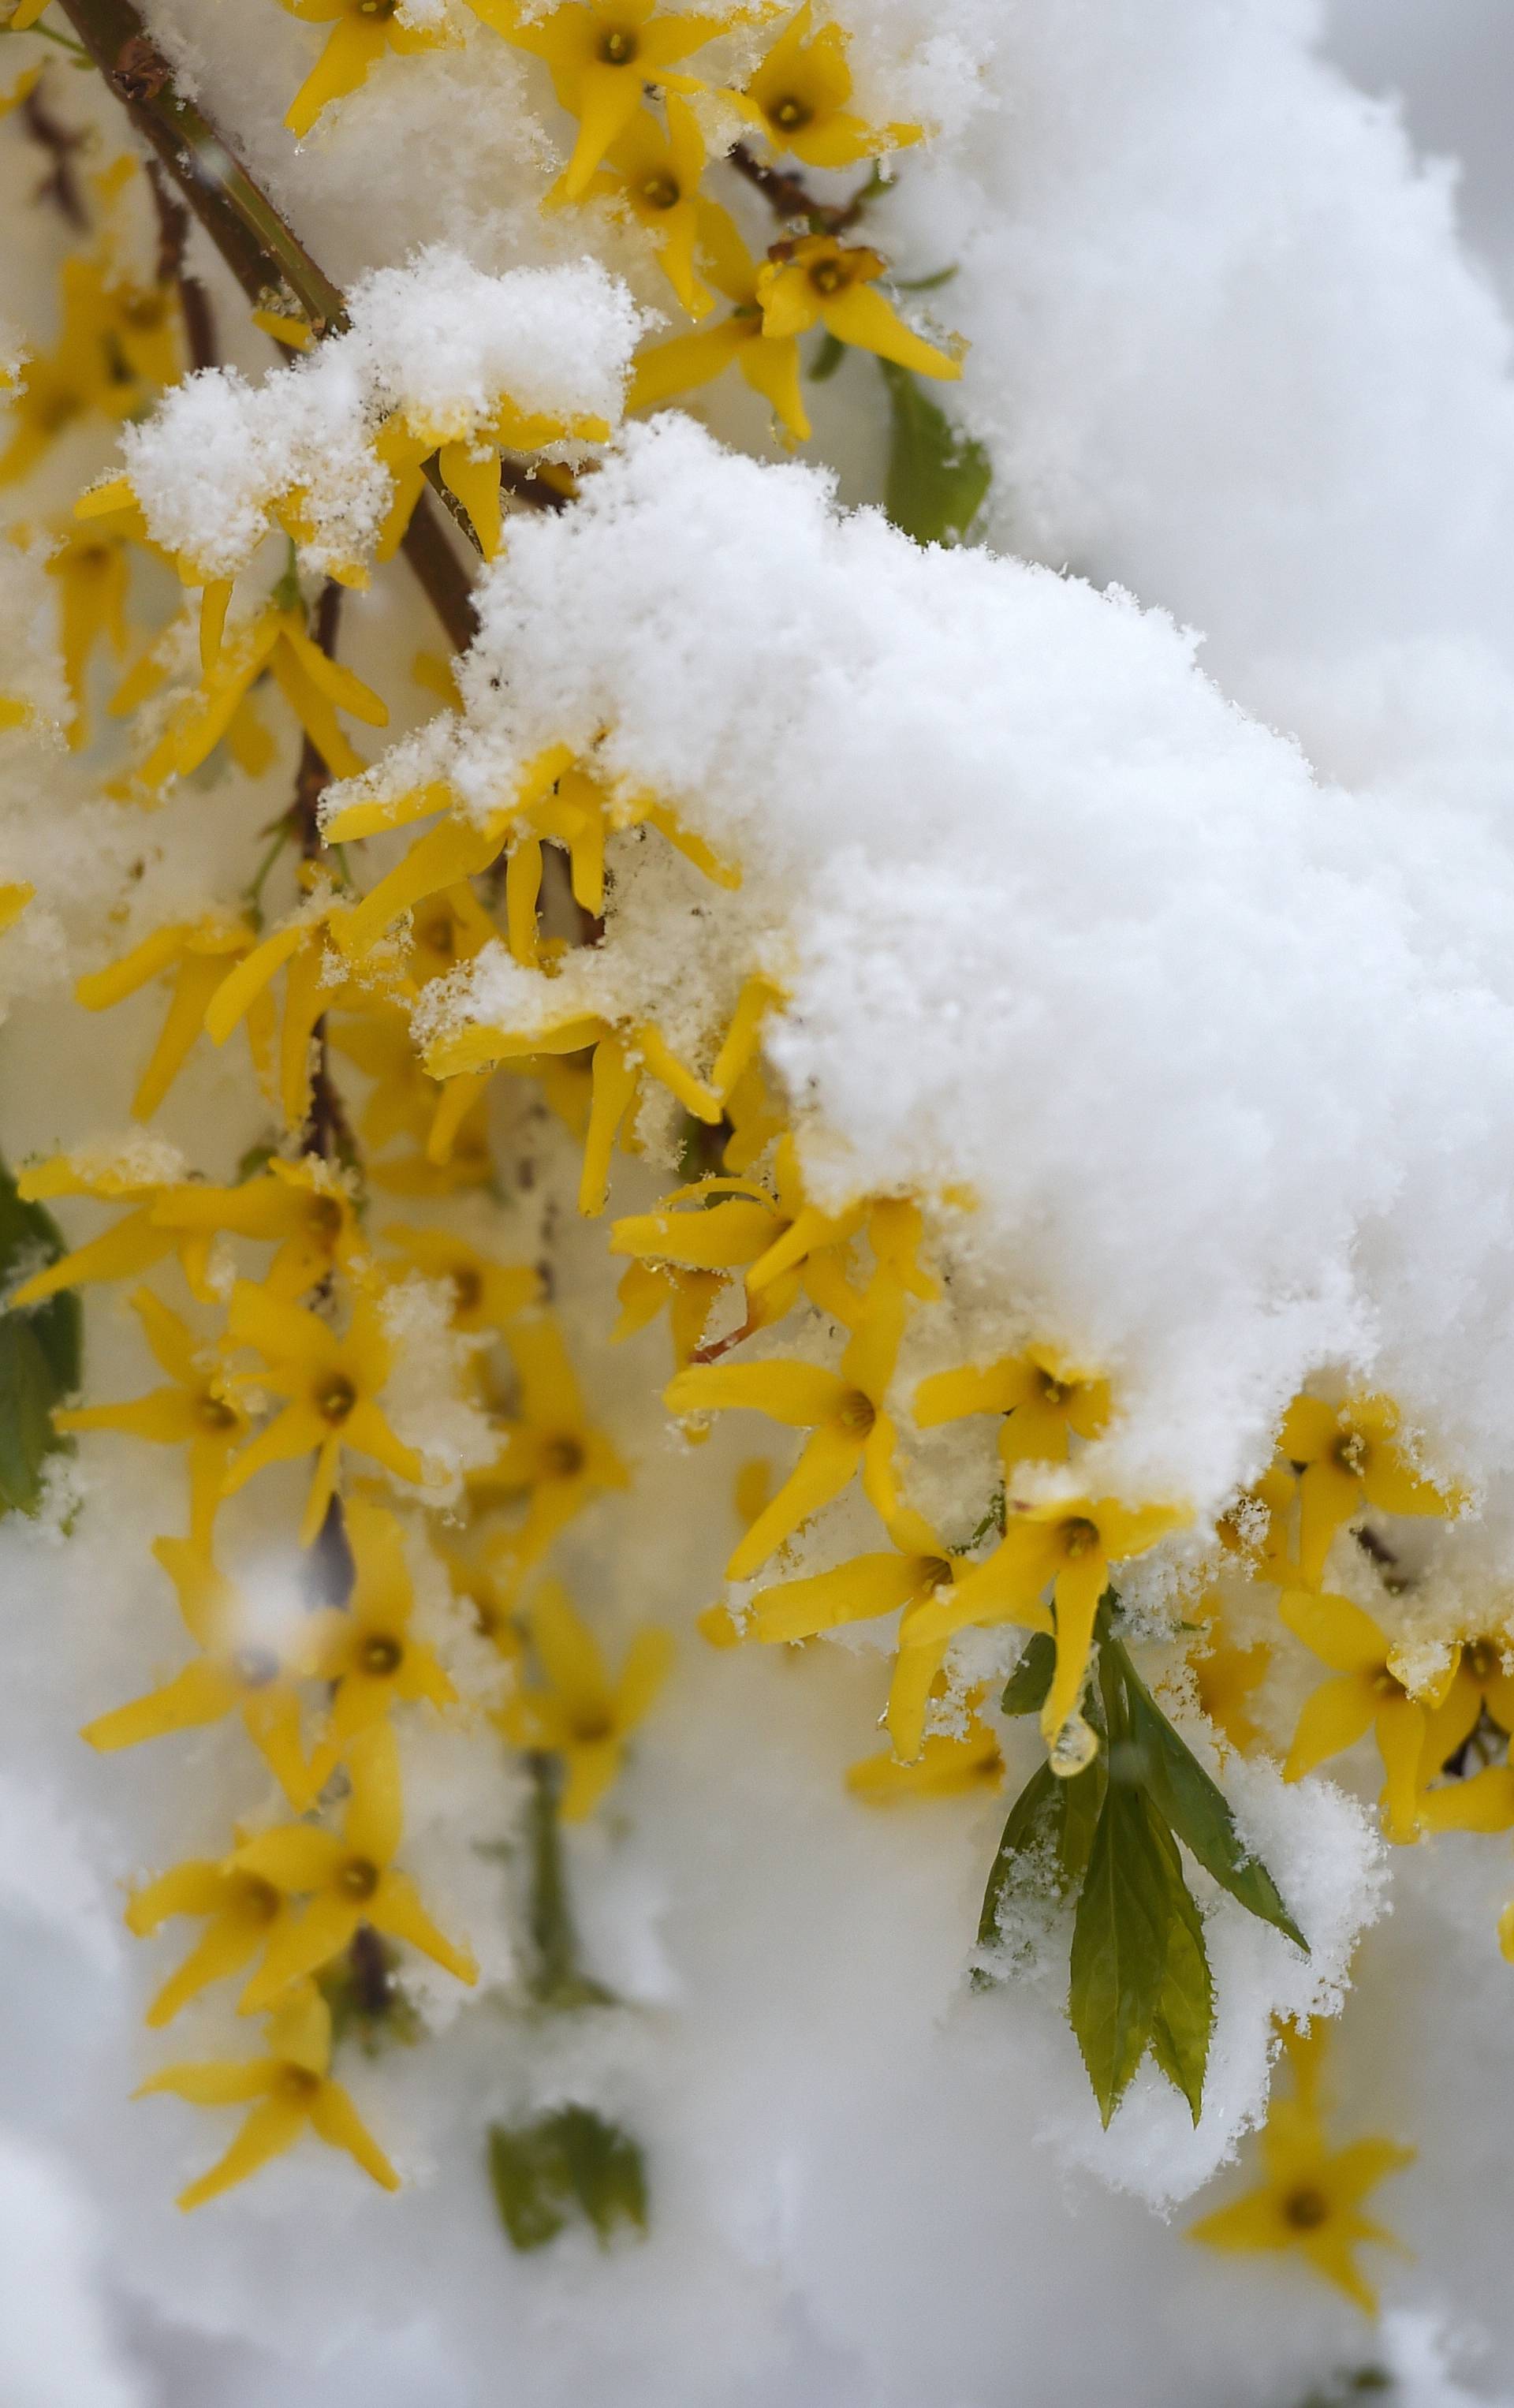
0,0,1486,2251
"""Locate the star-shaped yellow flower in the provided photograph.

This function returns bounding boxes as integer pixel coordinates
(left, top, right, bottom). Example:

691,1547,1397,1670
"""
302,1495,458,1791
733,2,922,167
127,1857,296,2029
628,205,807,436
232,1721,476,2010
278,0,453,137
914,1342,1111,1473
611,1129,864,1341
585,98,714,315
495,1577,673,1818
1280,1589,1457,1843
137,1981,399,2208
466,0,759,202
472,1309,628,1573
43,521,132,749
846,1687,1001,1804
381,1224,540,1335
55,1288,248,1545
1190,2025,1413,2313
75,916,270,1122
11,1154,219,1307
81,1534,323,1803
1280,1392,1460,1588
756,233,959,385
149,1157,366,1306
428,1005,723,1215
119,596,386,793
222,1279,427,1544
0,257,172,487
666,1268,907,1581
902,1492,1191,1752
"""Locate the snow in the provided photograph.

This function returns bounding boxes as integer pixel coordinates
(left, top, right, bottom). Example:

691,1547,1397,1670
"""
7,0,1514,2398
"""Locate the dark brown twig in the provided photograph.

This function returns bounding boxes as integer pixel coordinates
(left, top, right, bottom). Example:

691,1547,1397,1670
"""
144,161,217,373
292,580,356,1171
728,140,881,236
20,75,89,230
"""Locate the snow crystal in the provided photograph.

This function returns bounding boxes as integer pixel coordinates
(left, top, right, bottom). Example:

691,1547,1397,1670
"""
119,250,643,580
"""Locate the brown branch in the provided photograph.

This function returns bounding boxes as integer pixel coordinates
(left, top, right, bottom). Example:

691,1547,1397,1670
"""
728,140,880,236
291,579,356,1171
20,76,89,230
144,161,218,374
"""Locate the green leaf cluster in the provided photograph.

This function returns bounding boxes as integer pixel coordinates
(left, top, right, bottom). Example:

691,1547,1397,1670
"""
487,2106,647,2253
878,359,992,548
0,1155,80,1518
979,1605,1307,2127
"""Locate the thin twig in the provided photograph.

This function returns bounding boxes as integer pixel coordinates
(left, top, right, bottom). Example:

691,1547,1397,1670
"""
727,140,884,235
20,75,89,230
144,161,217,372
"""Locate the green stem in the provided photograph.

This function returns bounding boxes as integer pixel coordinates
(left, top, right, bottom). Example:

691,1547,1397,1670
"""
524,1752,613,2009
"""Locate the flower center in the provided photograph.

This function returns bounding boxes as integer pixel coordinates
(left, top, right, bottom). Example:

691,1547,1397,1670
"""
233,1645,281,1689
316,1374,357,1425
598,26,636,63
1282,2185,1330,2231
1037,1370,1067,1406
419,912,454,956
451,1267,483,1313
574,1708,613,1742
808,257,849,296
277,2063,322,2102
918,1556,953,1591
835,1388,875,1435
639,172,681,211
197,1391,240,1431
541,1432,585,1478
241,1876,281,1922
1061,1517,1100,1559
1371,1664,1404,1700
360,1633,404,1678
1467,1638,1503,1683
771,93,812,131
309,1194,345,1238
357,0,397,14
1333,1428,1368,1477
337,1855,380,1901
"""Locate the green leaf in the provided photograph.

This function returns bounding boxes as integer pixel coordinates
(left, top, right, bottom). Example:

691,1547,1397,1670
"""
1058,1752,1106,1886
1068,1773,1173,2125
1000,1632,1056,1717
0,1155,79,1516
552,2105,648,2244
1146,1810,1213,2125
879,360,992,548
976,1760,1065,1951
487,2107,647,2253
487,2119,572,2252
1113,1642,1308,1952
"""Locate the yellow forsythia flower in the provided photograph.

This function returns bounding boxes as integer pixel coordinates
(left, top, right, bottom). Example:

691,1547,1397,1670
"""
136,1981,399,2208
278,0,453,139
496,1577,673,1819
733,2,923,168
231,1722,476,2010
1190,2024,1413,2314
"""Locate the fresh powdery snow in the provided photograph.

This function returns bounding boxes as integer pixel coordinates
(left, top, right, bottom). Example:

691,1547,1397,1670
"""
7,0,1514,2402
